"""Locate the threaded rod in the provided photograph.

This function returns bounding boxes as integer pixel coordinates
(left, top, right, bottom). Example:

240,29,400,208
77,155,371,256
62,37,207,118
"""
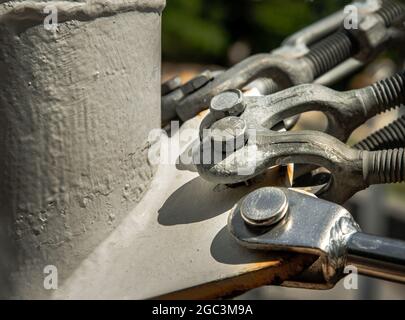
368,71,405,115
363,148,405,185
304,30,354,78
355,116,405,151
376,0,405,27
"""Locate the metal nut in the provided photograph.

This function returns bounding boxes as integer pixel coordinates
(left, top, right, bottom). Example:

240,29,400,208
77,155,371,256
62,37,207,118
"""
181,70,214,95
350,14,388,61
161,76,182,96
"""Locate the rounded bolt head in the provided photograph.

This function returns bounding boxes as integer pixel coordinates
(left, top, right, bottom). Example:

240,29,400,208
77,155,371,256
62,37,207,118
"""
240,187,288,227
210,89,246,119
209,116,247,152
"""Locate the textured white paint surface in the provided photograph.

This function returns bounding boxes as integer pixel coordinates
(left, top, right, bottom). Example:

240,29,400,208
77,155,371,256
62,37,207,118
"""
53,117,294,299
0,0,165,298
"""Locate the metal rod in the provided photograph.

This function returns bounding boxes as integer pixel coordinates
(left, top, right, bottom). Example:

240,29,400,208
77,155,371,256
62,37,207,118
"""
346,232,405,284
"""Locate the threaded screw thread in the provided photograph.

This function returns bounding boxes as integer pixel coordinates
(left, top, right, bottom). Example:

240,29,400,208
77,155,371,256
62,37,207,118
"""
370,71,405,114
304,0,405,79
355,115,405,151
364,148,405,184
376,0,405,27
304,30,354,78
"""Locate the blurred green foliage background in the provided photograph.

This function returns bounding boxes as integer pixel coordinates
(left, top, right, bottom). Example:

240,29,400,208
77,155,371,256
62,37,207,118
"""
161,0,405,197
162,0,350,65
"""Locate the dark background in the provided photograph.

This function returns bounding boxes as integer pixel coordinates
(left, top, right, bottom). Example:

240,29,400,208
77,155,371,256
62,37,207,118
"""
162,0,349,65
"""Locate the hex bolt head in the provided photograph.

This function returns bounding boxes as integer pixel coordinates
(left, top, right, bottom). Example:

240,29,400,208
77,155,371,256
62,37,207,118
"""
210,89,246,119
240,187,289,227
209,116,247,152
161,76,182,95
181,70,214,95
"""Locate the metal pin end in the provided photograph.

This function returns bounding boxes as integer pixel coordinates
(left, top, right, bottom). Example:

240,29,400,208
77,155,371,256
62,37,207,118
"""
240,187,289,227
209,116,247,152
210,89,246,119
